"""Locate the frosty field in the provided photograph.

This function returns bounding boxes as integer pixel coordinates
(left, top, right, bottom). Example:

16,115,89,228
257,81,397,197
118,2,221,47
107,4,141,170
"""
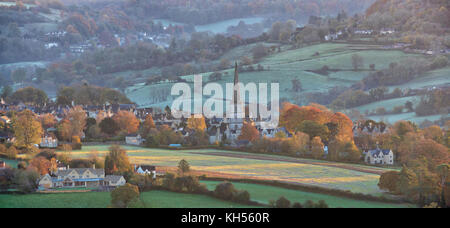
64,145,397,196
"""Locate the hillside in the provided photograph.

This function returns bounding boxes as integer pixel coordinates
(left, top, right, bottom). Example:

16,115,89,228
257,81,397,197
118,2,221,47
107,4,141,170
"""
125,42,449,124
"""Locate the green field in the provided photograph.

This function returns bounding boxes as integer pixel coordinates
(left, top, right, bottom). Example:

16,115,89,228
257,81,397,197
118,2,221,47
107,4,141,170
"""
201,181,413,208
154,17,264,34
65,145,395,196
0,191,254,208
125,43,429,110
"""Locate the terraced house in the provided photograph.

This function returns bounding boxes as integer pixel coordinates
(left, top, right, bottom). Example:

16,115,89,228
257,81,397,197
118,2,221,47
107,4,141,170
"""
38,167,126,189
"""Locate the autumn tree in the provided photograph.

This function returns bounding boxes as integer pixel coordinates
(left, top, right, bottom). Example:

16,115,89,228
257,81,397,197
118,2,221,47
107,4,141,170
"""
238,122,260,142
311,136,324,159
29,156,52,175
9,87,48,106
423,125,444,144
280,103,331,133
378,171,401,194
39,113,57,130
187,115,207,131
398,138,449,166
57,119,72,141
293,132,310,155
178,159,190,175
13,110,43,153
113,110,140,134
64,106,86,139
152,125,183,145
141,114,156,137
104,145,131,175
297,120,330,142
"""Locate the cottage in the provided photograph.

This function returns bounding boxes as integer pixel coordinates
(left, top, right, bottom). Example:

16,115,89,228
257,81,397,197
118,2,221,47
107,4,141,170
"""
104,175,126,187
365,148,394,165
38,167,126,189
126,134,143,145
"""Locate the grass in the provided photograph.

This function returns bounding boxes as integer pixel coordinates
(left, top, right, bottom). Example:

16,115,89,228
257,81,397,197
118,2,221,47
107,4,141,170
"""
0,191,255,208
64,145,395,196
201,180,413,208
154,17,264,34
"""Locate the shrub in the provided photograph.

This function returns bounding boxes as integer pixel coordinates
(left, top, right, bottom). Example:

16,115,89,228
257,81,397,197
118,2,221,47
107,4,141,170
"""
430,56,448,69
378,171,400,193
275,196,291,208
214,182,237,201
110,184,140,208
233,190,251,203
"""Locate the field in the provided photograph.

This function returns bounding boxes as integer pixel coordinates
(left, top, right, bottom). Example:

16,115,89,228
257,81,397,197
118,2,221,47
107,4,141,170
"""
154,17,264,34
64,145,397,196
201,181,412,208
0,191,254,208
124,42,447,124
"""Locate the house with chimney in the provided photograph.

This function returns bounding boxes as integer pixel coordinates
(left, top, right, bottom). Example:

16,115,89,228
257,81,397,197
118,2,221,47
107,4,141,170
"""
38,167,125,189
364,147,394,165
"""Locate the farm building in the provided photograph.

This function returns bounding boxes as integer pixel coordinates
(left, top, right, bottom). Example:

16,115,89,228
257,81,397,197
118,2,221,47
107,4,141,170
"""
38,167,125,189
126,134,144,145
365,148,394,165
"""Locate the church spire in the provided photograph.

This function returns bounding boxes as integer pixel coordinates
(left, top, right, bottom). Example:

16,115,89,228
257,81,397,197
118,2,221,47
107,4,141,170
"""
234,62,239,85
233,62,240,106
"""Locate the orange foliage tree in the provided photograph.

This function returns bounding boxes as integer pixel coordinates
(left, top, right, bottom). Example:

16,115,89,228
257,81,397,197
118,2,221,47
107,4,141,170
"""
29,156,52,175
38,113,57,130
238,122,260,142
187,115,207,131
113,111,140,134
141,114,156,137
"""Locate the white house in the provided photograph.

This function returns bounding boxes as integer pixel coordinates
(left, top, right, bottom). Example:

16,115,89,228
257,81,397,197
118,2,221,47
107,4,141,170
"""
126,134,143,145
135,165,156,178
40,136,58,148
365,148,394,165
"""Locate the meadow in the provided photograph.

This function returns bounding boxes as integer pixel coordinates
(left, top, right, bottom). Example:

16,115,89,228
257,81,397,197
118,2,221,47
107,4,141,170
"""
153,17,264,34
65,145,395,196
124,42,447,124
0,191,254,208
201,180,412,208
